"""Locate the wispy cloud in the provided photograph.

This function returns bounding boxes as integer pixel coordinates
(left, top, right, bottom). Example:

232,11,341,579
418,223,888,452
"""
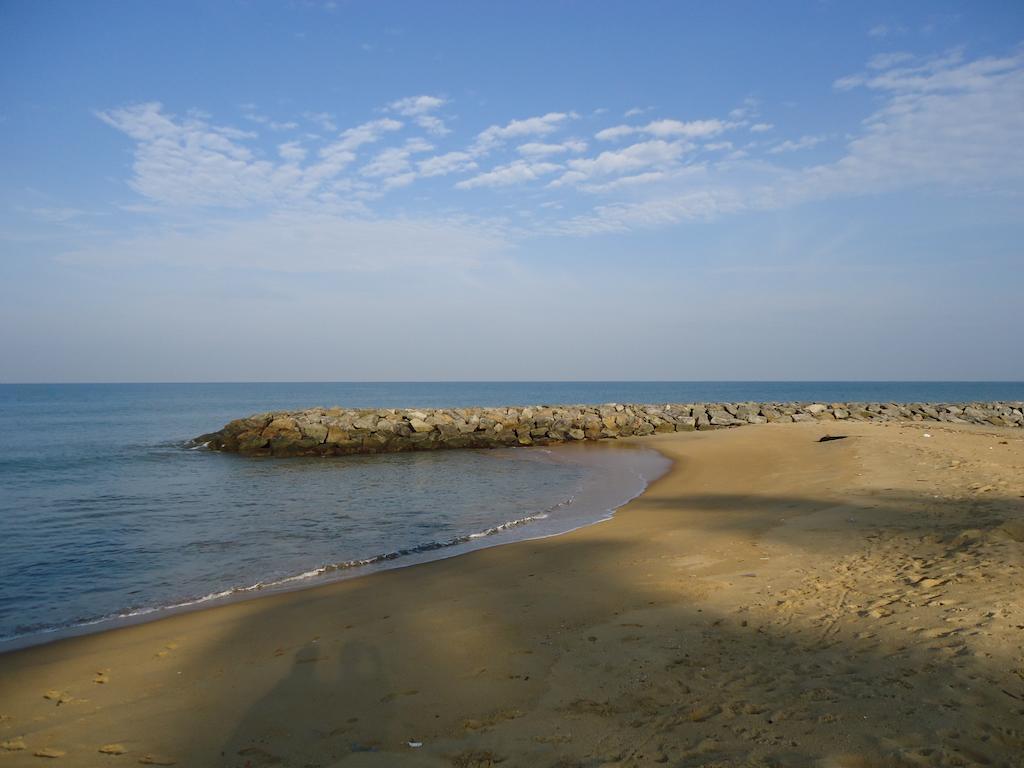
91,47,1024,244
360,138,433,182
550,139,690,188
577,170,669,194
388,95,444,115
278,141,307,163
868,23,906,39
96,103,406,207
303,111,337,131
416,151,478,178
242,108,298,132
559,48,1024,234
455,160,562,189
768,135,824,154
596,118,731,142
516,139,587,157
471,112,574,154
387,94,450,135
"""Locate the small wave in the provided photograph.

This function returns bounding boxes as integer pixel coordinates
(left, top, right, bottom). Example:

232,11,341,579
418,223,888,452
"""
0,492,578,648
0,445,669,651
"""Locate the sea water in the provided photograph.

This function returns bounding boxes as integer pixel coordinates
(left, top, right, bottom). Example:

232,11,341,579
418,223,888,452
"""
0,381,1019,649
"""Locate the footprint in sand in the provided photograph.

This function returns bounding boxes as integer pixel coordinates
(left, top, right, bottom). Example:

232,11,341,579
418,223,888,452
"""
154,642,179,659
33,747,66,758
688,703,721,722
98,744,127,755
94,670,110,685
236,746,283,764
1,737,27,751
379,689,419,703
42,690,73,706
138,754,176,765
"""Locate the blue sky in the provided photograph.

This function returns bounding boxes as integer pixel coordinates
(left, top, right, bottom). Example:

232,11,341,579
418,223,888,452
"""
1,1,1022,382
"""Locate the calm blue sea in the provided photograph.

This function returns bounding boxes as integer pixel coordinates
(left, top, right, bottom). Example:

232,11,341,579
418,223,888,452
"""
0,381,1019,649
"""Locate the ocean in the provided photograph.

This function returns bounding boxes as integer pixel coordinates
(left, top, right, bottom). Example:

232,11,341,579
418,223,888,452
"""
1,381,1020,650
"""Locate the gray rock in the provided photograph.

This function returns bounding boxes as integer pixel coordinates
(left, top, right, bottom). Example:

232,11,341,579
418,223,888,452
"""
196,398,1021,456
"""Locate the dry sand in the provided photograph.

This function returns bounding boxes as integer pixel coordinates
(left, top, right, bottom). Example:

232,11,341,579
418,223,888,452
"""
1,421,1022,767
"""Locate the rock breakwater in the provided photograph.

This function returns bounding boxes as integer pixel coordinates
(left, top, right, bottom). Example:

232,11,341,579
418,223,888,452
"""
195,401,1024,456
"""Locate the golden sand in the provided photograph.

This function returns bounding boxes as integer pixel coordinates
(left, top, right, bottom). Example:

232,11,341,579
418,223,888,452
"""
1,421,1022,767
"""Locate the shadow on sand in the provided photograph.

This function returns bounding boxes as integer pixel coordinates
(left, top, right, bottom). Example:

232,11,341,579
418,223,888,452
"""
156,484,1024,768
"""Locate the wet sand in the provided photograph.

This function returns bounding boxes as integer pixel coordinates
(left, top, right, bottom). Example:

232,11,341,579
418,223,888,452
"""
1,421,1022,767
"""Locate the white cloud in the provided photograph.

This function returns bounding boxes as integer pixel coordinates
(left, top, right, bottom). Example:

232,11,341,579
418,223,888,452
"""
868,23,906,39
360,138,432,180
299,118,403,195
595,125,637,142
808,49,1024,194
243,110,298,132
455,160,562,189
597,118,730,141
93,48,1024,241
381,172,417,189
729,98,760,120
388,95,445,116
278,141,307,163
645,119,729,138
359,148,412,178
750,122,774,133
387,94,450,135
335,118,403,151
560,48,1024,235
96,104,409,207
417,151,478,178
550,139,689,187
554,188,746,235
624,106,650,117
414,115,449,135
96,102,279,207
516,139,587,157
768,135,825,154
866,52,915,70
472,112,572,153
578,171,667,194
304,111,337,131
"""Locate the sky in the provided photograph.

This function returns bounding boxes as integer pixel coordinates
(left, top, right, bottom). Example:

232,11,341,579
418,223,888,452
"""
1,1,1022,383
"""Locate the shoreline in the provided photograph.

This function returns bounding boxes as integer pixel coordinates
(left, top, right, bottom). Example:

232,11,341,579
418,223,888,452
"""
0,443,670,655
2,420,1022,766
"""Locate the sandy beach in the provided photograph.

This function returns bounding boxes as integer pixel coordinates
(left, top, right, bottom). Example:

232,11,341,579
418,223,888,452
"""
2,420,1022,767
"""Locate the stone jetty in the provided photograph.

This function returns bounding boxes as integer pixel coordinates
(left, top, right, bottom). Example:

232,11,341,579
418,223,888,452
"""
195,401,1024,457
